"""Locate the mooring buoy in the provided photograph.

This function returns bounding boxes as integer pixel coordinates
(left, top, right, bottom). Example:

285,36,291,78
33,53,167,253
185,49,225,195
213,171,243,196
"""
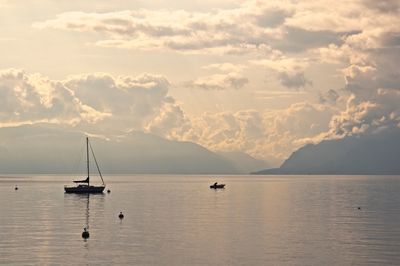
82,227,90,239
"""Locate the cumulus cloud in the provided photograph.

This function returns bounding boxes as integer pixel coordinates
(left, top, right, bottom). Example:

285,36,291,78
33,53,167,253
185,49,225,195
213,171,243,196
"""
0,67,334,163
146,102,336,162
323,26,400,138
64,73,175,133
328,88,400,138
0,69,105,127
145,103,187,137
0,69,177,136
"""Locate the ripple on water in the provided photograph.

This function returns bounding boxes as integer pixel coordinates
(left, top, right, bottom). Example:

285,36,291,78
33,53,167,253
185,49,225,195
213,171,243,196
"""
0,175,399,265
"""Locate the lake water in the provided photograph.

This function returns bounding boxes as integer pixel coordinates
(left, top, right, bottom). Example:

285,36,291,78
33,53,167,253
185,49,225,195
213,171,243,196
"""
0,175,399,265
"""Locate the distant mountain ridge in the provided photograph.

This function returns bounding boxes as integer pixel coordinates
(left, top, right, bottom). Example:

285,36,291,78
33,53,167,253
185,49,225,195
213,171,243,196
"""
0,124,264,174
253,128,400,175
217,151,269,174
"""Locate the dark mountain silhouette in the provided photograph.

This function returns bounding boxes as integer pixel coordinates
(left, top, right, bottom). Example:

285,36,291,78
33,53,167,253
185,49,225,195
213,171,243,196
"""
253,128,400,175
0,124,260,174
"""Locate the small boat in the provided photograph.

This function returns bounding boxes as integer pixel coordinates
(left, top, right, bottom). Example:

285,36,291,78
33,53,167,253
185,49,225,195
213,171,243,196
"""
210,182,225,189
65,137,106,194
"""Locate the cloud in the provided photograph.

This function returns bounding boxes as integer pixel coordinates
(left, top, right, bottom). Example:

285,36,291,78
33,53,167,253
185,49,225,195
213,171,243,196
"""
318,89,339,105
328,88,400,137
145,103,187,137
0,69,106,127
0,69,177,135
180,110,266,156
251,57,309,72
251,57,312,89
168,17,400,158
362,0,400,13
278,71,312,89
273,26,346,53
64,72,175,133
65,73,170,115
202,63,247,73
255,8,291,28
146,102,336,162
315,44,351,64
0,67,333,163
33,8,271,54
187,62,250,90
253,90,307,100
323,26,400,139
32,1,349,55
186,72,249,90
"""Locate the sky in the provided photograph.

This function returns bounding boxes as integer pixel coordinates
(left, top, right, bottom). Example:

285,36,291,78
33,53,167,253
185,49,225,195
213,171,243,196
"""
0,0,399,165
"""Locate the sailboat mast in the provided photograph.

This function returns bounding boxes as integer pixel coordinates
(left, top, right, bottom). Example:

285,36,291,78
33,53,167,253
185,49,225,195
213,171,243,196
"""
86,137,90,186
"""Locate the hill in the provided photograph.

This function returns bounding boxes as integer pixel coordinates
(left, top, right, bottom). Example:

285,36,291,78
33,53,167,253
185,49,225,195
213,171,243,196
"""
0,124,243,174
253,128,400,175
217,151,269,174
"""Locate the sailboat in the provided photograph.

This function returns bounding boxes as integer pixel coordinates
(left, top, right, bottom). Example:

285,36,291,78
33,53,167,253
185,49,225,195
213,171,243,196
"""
64,137,106,194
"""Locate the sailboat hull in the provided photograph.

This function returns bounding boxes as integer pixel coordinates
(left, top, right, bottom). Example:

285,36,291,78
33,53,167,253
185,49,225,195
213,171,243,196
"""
64,185,105,194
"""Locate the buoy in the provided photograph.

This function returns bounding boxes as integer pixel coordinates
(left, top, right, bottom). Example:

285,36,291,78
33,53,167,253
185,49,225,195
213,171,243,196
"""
82,227,90,239
118,212,124,219
107,189,111,193
14,186,18,190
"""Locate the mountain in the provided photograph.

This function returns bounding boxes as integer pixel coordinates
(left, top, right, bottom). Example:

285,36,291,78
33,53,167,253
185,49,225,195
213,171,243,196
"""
253,128,400,175
0,124,241,174
217,151,269,174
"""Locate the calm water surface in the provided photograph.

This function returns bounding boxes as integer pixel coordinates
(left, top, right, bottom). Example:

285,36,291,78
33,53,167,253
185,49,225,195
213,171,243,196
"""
0,175,399,265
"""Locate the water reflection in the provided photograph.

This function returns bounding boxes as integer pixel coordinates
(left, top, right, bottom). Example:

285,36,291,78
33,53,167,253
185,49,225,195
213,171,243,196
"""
63,193,105,245
1,175,399,265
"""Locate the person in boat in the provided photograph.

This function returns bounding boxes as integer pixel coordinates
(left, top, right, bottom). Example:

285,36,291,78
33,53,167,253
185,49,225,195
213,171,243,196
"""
213,182,218,186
